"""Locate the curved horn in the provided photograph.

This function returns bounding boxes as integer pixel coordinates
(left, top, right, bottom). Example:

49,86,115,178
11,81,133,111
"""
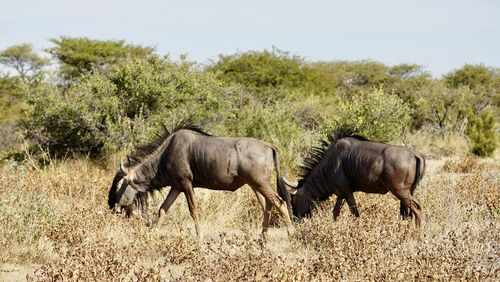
119,160,128,175
282,174,299,188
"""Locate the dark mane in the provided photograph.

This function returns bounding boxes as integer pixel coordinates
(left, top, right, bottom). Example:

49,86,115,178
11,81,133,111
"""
126,118,210,167
298,127,368,180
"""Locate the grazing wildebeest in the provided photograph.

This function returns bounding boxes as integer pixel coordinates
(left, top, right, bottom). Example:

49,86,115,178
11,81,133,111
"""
279,130,425,227
108,120,294,239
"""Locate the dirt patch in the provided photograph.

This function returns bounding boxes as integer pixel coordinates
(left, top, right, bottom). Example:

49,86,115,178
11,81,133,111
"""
0,264,37,282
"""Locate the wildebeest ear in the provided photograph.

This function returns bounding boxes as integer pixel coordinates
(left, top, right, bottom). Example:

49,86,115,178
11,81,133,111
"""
119,160,128,176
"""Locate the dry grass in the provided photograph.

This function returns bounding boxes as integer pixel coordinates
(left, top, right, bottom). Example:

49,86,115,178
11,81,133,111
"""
408,130,471,158
0,155,499,281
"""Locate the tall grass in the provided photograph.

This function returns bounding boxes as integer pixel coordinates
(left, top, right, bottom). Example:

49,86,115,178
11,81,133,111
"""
0,154,498,280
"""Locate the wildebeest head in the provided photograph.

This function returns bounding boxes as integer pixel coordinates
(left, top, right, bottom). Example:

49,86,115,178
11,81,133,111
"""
108,161,142,215
281,177,312,219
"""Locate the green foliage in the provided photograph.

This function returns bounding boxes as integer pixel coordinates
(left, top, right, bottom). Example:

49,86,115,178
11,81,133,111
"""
387,64,432,101
346,61,389,87
2,40,497,160
207,48,330,101
308,61,432,106
444,64,500,113
0,75,27,122
0,43,49,84
22,81,122,156
0,76,28,154
444,64,496,89
413,82,473,130
290,95,340,131
467,111,497,157
236,103,301,146
0,45,48,154
23,57,239,157
310,60,389,90
233,102,313,172
109,57,237,124
209,48,305,89
389,64,427,80
334,88,413,142
47,37,156,80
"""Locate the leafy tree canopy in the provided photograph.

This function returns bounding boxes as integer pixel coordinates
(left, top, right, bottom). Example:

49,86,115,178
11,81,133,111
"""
0,43,49,84
46,37,156,80
444,64,498,89
208,48,314,91
444,64,500,112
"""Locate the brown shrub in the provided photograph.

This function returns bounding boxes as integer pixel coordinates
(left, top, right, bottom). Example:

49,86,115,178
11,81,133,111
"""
0,157,498,281
441,156,485,173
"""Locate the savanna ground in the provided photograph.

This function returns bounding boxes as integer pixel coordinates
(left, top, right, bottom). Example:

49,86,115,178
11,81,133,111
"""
1,38,499,281
0,150,498,281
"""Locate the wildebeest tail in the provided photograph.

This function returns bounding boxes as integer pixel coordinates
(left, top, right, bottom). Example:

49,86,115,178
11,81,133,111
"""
411,155,425,194
272,148,293,220
401,154,425,218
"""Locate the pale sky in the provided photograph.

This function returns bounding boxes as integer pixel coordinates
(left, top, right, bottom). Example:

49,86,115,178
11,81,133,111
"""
1,0,499,77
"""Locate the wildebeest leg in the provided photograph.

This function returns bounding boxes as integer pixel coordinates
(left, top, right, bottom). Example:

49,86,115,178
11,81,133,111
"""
182,181,202,239
345,193,360,218
396,192,422,228
156,188,181,226
253,184,294,237
333,197,345,220
407,197,422,228
400,184,417,219
400,202,411,219
262,199,273,237
253,190,273,241
410,197,422,228
253,191,270,237
253,190,266,212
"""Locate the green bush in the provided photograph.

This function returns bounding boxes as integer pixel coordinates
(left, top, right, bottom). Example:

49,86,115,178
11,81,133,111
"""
8,40,499,162
467,111,497,157
235,103,300,146
332,88,413,142
207,48,330,102
444,64,500,113
22,81,122,156
22,57,239,157
444,64,496,89
208,49,306,89
47,37,155,81
232,102,308,171
413,82,473,131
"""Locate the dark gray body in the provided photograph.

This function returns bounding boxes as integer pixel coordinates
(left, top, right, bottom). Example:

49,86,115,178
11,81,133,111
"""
282,136,425,227
109,128,294,238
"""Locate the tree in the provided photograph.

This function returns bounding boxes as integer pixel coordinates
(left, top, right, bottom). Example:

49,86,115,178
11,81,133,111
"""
46,37,156,81
334,88,413,142
444,64,496,89
208,48,304,89
386,64,432,114
0,44,49,84
444,64,500,113
466,111,497,157
346,60,389,87
312,60,389,90
414,82,473,131
22,57,238,157
0,75,26,123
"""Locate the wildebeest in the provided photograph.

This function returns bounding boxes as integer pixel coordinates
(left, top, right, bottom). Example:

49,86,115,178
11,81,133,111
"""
108,120,294,239
279,130,425,227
